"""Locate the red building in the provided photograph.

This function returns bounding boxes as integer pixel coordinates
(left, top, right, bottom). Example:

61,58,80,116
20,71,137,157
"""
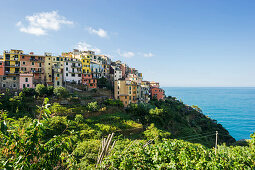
82,74,97,89
150,87,165,100
0,60,4,76
20,52,45,86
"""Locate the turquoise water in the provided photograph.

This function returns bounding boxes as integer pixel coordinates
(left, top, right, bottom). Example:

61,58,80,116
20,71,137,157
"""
163,87,255,140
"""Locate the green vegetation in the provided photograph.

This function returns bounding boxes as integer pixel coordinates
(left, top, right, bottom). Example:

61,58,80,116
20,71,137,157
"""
0,88,254,169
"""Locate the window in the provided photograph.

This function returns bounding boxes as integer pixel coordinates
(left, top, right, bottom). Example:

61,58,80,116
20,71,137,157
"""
66,67,68,71
0,63,2,65
3,77,6,80
32,62,34,65
57,74,59,77
13,77,16,80
66,73,68,76
48,57,50,60
23,62,25,65
22,56,24,59
129,96,131,100
78,74,81,77
125,96,127,99
48,63,50,65
61,58,63,61
66,62,68,65
27,84,29,87
72,74,75,77
57,57,59,61
39,63,42,67
57,81,60,86
25,78,28,82
23,84,25,88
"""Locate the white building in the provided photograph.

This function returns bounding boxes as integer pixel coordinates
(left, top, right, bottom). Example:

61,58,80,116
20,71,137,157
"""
64,58,82,84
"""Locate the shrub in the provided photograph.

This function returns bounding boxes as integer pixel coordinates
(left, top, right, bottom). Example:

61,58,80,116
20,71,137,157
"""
46,86,54,96
22,88,36,96
54,86,69,98
144,123,171,141
75,114,84,123
35,84,47,96
86,102,99,112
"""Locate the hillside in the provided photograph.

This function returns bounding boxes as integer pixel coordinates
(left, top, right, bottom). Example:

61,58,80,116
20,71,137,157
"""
0,87,254,169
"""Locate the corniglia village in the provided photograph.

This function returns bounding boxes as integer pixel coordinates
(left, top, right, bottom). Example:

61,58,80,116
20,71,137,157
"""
0,0,255,169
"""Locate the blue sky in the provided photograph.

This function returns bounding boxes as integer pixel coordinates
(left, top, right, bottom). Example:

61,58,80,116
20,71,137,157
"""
0,0,255,87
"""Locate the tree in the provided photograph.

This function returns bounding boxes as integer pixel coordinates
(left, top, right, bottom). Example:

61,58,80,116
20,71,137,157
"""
22,88,36,97
35,84,47,97
46,86,54,96
53,86,69,98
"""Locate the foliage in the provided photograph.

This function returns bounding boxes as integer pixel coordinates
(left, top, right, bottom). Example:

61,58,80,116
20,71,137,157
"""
97,77,113,90
53,86,69,98
143,123,171,141
0,98,75,169
46,86,54,96
104,99,124,107
35,84,47,96
1,94,254,169
102,139,255,169
86,101,99,112
22,88,36,97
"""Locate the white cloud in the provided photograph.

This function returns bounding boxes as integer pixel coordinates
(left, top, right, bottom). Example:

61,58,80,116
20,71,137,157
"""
75,41,101,54
88,27,108,38
117,49,135,58
143,52,154,58
16,11,73,36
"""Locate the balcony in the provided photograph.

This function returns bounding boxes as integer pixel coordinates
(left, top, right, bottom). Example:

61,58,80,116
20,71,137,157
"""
69,70,82,74
5,64,20,67
5,71,19,74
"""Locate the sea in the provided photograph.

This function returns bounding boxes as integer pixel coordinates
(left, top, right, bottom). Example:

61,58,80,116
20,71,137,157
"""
163,87,255,141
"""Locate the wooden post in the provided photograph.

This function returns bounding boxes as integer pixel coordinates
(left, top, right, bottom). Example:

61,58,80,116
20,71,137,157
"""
215,131,218,154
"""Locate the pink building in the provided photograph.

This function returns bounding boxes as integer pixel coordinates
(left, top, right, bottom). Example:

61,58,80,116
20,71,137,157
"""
20,73,34,89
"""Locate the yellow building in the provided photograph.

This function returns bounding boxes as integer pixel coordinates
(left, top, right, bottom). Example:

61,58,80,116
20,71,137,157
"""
3,49,23,75
81,54,91,74
44,53,53,84
44,53,65,87
114,80,138,107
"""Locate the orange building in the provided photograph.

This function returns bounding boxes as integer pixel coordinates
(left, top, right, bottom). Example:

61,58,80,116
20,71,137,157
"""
20,52,45,86
114,80,138,107
82,74,97,89
150,87,165,100
0,60,4,76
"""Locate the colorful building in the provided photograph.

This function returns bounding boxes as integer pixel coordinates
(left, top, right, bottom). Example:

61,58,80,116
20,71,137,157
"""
0,59,4,76
114,80,138,107
150,87,165,100
44,53,53,85
63,58,82,84
20,73,34,89
0,76,19,89
20,52,45,86
82,74,97,89
3,49,22,75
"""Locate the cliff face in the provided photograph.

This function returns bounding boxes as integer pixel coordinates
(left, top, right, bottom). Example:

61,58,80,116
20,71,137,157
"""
126,96,235,147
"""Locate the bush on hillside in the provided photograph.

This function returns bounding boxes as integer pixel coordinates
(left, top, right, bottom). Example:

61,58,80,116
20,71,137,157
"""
22,88,36,97
35,84,47,96
54,86,69,98
86,102,99,112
